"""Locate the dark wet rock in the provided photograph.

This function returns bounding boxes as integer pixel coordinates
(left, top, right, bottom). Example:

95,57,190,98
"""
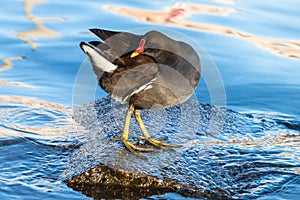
66,162,233,199
62,96,300,199
66,163,180,199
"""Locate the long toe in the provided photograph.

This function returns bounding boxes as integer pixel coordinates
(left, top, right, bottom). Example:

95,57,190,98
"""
138,136,182,149
123,139,154,153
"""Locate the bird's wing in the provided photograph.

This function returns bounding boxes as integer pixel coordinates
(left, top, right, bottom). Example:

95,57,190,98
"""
100,55,159,104
89,28,121,41
144,31,201,91
89,29,142,60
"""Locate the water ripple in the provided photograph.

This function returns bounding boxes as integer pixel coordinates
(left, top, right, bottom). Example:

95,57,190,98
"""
64,96,300,199
102,3,300,59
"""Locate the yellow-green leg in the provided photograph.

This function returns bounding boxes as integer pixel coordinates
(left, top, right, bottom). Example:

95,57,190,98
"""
111,104,153,155
134,109,181,149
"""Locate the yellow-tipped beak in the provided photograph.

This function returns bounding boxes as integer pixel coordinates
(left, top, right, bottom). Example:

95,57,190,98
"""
130,38,145,58
130,52,140,58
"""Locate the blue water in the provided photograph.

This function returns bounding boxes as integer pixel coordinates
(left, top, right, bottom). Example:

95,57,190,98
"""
1,0,299,199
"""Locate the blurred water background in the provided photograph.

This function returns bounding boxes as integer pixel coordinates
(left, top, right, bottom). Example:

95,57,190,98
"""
0,0,299,199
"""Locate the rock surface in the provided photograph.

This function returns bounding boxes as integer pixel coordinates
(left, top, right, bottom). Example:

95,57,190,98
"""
66,163,181,199
63,96,295,199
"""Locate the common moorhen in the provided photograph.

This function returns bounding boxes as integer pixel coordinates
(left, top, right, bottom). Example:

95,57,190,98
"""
80,28,201,155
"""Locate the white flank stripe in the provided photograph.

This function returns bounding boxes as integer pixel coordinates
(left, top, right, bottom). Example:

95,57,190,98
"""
122,78,156,103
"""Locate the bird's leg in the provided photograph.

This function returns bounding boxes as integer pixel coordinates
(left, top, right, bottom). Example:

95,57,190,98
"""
134,109,181,149
111,104,154,155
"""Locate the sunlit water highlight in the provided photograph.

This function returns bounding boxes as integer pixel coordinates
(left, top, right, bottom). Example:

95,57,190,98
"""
0,0,299,199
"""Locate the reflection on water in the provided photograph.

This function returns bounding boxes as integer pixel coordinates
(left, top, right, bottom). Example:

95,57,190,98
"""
0,80,36,88
15,0,63,50
197,131,300,174
103,3,235,24
0,56,25,72
1,0,300,199
1,93,299,199
212,0,235,5
0,95,67,112
0,95,71,140
103,3,300,59
0,56,34,88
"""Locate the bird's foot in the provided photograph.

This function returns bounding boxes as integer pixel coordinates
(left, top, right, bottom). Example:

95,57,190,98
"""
110,137,154,155
137,136,182,150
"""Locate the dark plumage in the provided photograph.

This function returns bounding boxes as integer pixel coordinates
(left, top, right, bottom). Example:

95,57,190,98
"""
80,28,201,155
